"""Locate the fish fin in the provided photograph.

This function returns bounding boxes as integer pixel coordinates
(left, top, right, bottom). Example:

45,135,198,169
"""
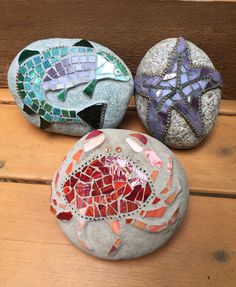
73,39,94,48
39,117,51,129
18,49,40,65
57,89,67,102
23,104,35,115
77,103,107,129
83,79,97,97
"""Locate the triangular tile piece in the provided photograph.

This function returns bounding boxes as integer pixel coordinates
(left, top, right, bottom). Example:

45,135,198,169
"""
73,39,94,48
18,49,39,65
77,103,107,129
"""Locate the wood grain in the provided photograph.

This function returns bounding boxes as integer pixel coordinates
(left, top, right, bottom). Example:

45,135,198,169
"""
0,1,235,99
0,102,236,195
0,181,235,287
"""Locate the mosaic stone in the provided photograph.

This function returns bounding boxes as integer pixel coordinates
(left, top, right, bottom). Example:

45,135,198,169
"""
135,37,222,149
51,129,189,260
8,38,133,136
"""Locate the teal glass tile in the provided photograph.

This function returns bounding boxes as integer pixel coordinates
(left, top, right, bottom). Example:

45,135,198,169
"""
43,60,51,69
51,57,59,64
24,76,31,83
33,56,41,65
43,51,51,59
61,47,69,57
29,70,37,78
44,113,53,121
34,78,42,85
26,60,34,69
24,83,31,91
38,108,46,116
28,91,36,99
36,64,43,73
35,92,44,101
33,84,40,92
31,103,39,112
24,96,31,106
52,48,60,56
53,108,60,115
19,66,27,75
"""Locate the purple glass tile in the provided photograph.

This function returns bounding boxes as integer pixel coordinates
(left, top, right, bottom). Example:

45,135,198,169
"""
62,58,70,67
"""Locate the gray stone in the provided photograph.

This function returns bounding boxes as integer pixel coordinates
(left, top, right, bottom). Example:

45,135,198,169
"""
135,38,222,149
8,38,133,136
50,129,189,260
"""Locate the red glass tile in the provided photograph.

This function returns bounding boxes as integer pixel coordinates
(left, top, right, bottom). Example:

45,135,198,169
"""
94,205,101,217
66,162,73,174
111,201,118,212
85,166,95,176
92,182,101,196
103,175,112,185
65,190,75,203
114,181,126,191
76,196,87,209
92,171,102,179
50,205,56,215
101,185,114,194
143,182,152,201
63,186,71,195
80,174,91,182
127,201,139,212
123,184,131,195
98,204,106,216
75,172,81,178
85,130,103,140
107,204,117,215
129,133,148,145
98,166,110,175
152,197,161,204
85,206,94,216
70,176,78,188
52,199,57,205
125,185,142,201
57,211,73,220
90,159,103,167
96,178,103,188
136,188,144,201
120,200,127,213
75,183,91,197
63,179,70,187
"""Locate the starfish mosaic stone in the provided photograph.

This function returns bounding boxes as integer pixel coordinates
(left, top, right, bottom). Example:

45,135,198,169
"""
135,37,222,144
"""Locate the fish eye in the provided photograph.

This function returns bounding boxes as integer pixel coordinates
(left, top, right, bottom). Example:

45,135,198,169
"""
115,69,121,75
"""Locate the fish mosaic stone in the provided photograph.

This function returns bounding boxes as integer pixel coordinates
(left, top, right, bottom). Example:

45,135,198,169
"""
51,129,189,260
135,37,222,149
8,38,133,135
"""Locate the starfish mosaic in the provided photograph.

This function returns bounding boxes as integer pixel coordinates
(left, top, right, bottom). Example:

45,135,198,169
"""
134,37,222,140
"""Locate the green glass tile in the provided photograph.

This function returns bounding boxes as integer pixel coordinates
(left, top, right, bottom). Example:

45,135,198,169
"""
39,72,45,78
17,82,24,90
26,60,34,69
19,66,27,75
32,98,40,105
43,60,51,69
58,117,67,123
61,110,70,117
19,90,26,99
29,91,36,99
29,70,37,78
44,113,53,121
43,51,51,59
38,108,46,116
44,103,52,112
17,73,24,81
69,111,76,118
36,64,43,73
31,103,39,112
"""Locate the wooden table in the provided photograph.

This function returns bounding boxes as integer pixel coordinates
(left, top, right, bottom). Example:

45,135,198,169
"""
0,89,236,287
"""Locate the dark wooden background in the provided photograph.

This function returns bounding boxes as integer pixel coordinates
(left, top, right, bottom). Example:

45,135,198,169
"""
0,0,235,99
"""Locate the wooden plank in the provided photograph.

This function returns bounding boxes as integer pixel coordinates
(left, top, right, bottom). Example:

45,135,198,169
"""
0,1,235,99
1,89,236,115
0,181,235,287
0,104,236,195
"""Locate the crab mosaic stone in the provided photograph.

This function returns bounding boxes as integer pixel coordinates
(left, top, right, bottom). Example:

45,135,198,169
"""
50,129,189,260
135,37,222,149
8,38,133,135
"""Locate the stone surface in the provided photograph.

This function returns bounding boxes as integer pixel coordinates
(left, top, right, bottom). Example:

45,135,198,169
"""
8,38,133,136
135,37,222,149
50,129,189,260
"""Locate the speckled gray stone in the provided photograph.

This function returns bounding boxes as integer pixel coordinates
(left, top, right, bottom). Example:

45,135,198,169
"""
135,38,222,149
8,38,133,136
50,129,189,260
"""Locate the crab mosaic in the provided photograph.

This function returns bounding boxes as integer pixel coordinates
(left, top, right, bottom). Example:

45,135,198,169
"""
15,39,130,129
51,130,187,259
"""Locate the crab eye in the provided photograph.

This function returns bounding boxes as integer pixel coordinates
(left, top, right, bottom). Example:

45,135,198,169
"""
115,69,121,76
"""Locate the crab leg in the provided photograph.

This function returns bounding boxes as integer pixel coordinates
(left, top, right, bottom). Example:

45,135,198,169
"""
108,220,122,255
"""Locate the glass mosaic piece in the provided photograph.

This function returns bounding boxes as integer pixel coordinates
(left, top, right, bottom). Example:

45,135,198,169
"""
9,38,133,136
134,37,223,148
51,129,189,260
